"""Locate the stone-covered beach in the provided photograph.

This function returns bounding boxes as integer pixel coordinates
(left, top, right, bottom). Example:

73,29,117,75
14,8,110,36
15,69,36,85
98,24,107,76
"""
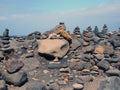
0,23,120,90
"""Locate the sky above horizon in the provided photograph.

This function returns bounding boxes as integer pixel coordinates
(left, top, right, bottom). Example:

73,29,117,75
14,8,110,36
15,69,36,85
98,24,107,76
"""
0,0,120,35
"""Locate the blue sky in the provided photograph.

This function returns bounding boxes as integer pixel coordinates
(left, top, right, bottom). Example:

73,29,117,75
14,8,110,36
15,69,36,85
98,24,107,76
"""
0,0,120,35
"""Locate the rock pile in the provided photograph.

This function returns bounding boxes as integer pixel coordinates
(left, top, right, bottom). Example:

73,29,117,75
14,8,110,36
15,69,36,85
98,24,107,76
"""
0,29,11,61
0,23,120,90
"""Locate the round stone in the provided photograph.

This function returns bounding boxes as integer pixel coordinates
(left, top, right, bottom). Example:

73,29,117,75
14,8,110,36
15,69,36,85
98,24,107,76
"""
73,83,84,90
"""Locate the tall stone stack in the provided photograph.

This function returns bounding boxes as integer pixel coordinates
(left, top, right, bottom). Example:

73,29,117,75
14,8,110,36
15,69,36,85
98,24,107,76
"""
86,26,92,32
102,24,108,34
93,26,99,36
73,26,81,38
0,29,11,60
59,22,66,30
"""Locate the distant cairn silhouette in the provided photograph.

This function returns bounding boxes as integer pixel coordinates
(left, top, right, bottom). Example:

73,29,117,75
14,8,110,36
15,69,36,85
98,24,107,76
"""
3,28,9,37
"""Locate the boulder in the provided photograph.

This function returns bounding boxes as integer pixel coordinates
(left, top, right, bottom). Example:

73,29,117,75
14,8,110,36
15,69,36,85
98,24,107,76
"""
4,71,28,86
97,76,120,90
5,59,24,74
37,39,69,58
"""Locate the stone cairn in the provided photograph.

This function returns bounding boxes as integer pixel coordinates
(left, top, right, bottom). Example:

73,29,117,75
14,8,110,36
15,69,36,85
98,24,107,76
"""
0,23,120,90
73,26,81,38
0,28,11,61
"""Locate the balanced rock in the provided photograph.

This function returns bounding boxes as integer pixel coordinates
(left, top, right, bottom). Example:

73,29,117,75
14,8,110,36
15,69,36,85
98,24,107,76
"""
37,39,69,58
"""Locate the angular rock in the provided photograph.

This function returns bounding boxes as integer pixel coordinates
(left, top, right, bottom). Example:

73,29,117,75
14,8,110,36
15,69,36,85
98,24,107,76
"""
57,28,72,41
37,39,69,58
6,60,24,74
4,71,28,86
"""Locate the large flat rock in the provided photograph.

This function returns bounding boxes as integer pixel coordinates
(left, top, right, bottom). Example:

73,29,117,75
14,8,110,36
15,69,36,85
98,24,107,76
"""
37,39,69,58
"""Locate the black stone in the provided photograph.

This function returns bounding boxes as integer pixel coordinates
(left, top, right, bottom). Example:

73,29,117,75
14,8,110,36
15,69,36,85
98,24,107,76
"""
6,60,24,74
4,71,28,86
97,60,110,71
105,69,120,77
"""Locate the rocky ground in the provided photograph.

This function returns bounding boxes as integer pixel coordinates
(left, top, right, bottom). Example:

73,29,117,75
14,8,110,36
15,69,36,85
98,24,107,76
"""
0,23,120,90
